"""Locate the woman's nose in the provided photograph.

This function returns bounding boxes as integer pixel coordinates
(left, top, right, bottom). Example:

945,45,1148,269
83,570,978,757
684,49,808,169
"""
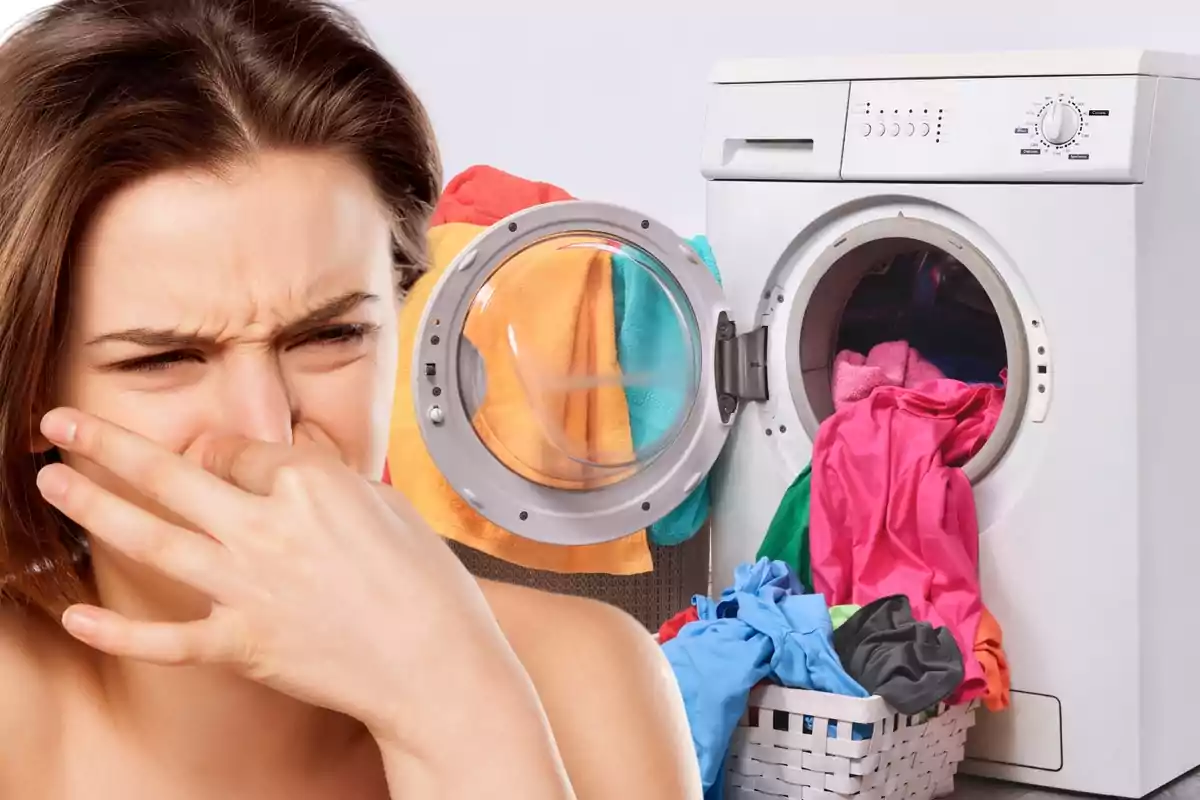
219,361,296,445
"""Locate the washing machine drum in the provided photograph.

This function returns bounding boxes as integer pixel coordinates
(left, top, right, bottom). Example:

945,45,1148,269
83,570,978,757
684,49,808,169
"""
790,216,1032,484
414,201,733,547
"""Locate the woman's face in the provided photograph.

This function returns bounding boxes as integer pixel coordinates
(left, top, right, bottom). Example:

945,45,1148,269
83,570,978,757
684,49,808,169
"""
54,150,400,585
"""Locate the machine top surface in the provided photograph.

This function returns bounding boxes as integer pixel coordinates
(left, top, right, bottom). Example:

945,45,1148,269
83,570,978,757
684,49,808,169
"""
712,49,1200,84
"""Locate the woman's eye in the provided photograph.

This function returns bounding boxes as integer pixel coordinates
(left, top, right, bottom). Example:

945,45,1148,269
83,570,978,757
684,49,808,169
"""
110,324,377,372
296,323,376,348
117,351,202,373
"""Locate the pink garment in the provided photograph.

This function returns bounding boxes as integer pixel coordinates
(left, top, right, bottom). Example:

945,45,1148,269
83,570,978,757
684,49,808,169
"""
809,379,1004,705
832,341,945,409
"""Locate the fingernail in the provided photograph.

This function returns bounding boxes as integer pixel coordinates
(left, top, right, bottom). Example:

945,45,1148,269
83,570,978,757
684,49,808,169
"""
36,465,70,500
62,606,100,637
40,409,78,446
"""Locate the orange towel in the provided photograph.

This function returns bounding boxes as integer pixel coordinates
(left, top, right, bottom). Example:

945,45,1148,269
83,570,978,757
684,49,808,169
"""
387,222,653,574
975,607,1011,712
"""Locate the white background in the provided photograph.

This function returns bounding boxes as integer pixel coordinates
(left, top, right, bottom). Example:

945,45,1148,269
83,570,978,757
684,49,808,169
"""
6,1,1200,233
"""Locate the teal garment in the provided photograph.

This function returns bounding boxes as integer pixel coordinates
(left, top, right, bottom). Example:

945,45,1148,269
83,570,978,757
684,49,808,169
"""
612,236,722,546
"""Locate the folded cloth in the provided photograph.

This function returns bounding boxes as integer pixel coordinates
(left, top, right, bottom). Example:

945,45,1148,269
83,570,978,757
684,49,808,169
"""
832,340,945,409
662,559,867,798
612,236,721,546
387,211,652,574
833,595,965,715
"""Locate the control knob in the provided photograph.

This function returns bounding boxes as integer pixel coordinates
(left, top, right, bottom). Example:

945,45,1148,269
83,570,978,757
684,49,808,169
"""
1038,101,1081,146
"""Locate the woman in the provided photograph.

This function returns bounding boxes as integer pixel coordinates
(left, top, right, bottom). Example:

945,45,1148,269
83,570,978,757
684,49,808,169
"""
0,1,700,797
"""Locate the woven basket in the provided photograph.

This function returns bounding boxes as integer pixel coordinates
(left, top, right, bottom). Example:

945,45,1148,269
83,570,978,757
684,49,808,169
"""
727,684,976,800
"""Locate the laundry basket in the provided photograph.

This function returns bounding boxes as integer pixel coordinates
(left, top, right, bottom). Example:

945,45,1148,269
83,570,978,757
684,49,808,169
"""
726,684,976,800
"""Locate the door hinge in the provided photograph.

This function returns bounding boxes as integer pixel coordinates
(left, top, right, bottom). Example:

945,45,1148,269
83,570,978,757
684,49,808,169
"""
715,311,768,423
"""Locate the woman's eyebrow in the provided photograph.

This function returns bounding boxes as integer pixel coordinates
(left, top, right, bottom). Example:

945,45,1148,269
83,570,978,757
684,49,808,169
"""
84,291,381,348
276,291,380,338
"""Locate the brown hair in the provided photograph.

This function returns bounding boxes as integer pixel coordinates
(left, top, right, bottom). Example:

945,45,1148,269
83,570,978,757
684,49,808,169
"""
0,0,442,612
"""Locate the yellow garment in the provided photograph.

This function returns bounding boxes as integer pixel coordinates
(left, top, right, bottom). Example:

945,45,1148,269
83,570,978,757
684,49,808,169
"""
388,222,653,574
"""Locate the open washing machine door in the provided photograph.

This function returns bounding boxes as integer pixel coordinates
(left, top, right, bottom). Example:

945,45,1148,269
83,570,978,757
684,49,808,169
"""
412,201,758,545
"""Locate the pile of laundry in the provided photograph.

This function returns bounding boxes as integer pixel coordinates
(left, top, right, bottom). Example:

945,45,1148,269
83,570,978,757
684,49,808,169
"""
659,338,1011,799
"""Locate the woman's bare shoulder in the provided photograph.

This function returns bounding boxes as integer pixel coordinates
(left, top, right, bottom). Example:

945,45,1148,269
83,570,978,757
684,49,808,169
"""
478,578,658,675
0,606,64,783
0,604,59,701
477,579,701,799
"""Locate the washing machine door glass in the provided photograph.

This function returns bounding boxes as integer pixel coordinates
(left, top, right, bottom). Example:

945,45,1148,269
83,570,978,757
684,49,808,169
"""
413,201,734,546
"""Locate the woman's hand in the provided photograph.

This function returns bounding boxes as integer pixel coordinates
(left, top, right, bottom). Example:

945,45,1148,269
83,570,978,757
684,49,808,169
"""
33,407,573,796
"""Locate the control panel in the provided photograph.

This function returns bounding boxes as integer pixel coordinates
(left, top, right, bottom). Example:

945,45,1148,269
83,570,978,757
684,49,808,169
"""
840,75,1155,182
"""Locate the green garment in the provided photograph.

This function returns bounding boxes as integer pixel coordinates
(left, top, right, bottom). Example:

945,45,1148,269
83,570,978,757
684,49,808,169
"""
757,465,860,632
829,604,861,630
756,464,813,591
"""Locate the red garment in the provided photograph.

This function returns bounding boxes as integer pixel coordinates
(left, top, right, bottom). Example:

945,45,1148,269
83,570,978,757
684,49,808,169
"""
809,379,1004,704
429,164,574,228
657,606,700,644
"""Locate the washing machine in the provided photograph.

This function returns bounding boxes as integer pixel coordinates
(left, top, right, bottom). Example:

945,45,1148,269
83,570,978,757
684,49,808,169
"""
411,50,1200,799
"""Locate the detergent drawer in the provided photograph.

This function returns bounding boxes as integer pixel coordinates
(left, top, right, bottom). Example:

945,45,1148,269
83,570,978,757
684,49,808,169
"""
701,81,850,181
